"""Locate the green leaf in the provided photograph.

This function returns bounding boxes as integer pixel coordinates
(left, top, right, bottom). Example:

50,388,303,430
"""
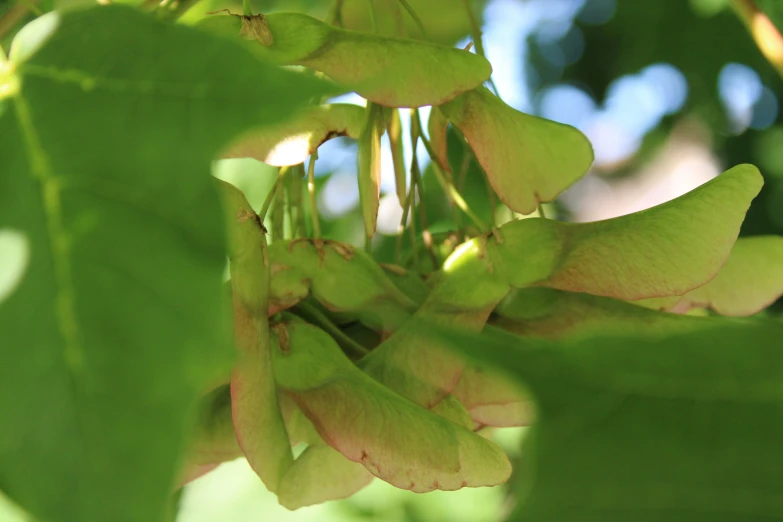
221,103,366,167
271,319,511,492
202,12,492,107
440,87,594,214
442,320,783,522
635,235,783,316
0,6,330,522
489,164,763,300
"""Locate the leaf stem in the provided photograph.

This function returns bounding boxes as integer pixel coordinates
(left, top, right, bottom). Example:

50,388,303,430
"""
243,0,252,16
366,0,378,33
260,166,288,222
330,0,344,27
414,112,487,231
294,302,369,358
462,0,500,96
396,0,430,40
732,0,783,78
307,152,322,239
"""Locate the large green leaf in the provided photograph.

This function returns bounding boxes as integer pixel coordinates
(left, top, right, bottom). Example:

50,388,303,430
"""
636,235,783,316
443,320,783,522
440,87,594,214
199,12,492,107
271,319,512,492
0,6,330,522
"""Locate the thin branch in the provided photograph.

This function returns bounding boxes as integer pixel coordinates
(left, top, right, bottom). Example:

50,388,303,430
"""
294,302,369,358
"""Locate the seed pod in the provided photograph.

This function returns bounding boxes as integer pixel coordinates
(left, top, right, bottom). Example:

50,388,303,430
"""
386,109,408,207
270,318,511,492
216,180,293,494
358,103,384,241
267,239,417,328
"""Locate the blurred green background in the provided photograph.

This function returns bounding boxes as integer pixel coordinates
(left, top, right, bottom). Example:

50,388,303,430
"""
2,0,782,520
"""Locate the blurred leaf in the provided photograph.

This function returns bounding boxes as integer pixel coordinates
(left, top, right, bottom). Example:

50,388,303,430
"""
0,6,330,522
440,87,594,214
442,319,783,522
756,0,783,35
271,319,512,492
179,386,241,486
637,235,783,315
222,103,366,166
